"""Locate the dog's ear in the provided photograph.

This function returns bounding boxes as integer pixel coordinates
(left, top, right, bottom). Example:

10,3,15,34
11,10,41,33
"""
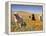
32,14,34,16
32,14,35,20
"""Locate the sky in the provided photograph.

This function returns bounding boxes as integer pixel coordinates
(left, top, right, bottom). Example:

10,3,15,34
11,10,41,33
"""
11,4,43,14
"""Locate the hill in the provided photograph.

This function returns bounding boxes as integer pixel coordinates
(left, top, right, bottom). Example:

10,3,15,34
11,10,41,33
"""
11,11,43,32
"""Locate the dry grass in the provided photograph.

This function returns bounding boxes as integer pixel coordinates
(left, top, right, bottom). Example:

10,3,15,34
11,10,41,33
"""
11,12,43,32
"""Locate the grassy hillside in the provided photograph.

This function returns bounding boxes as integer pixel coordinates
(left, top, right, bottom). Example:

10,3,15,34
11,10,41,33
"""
11,11,43,32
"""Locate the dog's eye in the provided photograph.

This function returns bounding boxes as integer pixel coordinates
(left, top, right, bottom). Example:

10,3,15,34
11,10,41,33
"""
14,14,16,16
